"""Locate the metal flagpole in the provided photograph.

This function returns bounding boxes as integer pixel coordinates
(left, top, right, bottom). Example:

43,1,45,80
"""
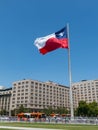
66,23,74,120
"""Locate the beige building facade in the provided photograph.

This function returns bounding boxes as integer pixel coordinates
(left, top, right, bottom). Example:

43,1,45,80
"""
72,79,98,108
1,79,98,115
0,88,12,113
10,79,70,111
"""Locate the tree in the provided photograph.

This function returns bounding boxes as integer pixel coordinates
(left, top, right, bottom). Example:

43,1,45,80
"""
75,101,89,116
42,106,69,116
56,107,68,115
42,106,53,116
75,101,98,117
0,109,7,115
16,105,25,114
88,101,98,117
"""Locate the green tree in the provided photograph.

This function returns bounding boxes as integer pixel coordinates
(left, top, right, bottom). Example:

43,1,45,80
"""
42,106,69,116
16,105,25,114
0,109,7,115
88,101,98,117
76,101,89,116
75,101,98,117
56,107,68,115
42,106,53,116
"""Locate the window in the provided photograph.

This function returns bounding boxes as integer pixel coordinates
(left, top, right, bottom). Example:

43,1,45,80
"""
31,81,34,84
18,82,21,85
35,82,38,85
13,83,16,86
22,82,24,84
43,84,45,87
39,83,42,86
22,86,24,88
26,81,28,84
26,85,28,88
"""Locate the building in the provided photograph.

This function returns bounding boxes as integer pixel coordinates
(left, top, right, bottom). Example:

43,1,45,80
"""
72,79,98,108
0,86,5,90
10,79,70,111
1,78,98,115
0,87,12,113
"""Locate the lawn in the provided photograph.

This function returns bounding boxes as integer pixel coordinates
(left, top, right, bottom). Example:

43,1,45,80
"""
0,122,98,130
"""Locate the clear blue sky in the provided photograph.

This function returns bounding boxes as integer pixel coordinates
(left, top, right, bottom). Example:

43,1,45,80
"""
0,0,98,88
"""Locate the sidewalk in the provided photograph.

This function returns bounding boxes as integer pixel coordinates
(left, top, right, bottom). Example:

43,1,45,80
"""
0,126,57,130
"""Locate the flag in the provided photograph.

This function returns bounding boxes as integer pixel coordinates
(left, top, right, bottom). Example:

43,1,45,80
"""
34,27,68,55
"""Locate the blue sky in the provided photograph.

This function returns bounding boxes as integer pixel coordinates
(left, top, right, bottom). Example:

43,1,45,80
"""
0,0,98,87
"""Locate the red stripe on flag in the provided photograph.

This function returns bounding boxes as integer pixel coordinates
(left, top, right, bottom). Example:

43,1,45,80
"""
39,38,68,54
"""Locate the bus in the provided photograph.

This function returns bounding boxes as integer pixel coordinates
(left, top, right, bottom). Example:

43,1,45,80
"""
17,112,46,121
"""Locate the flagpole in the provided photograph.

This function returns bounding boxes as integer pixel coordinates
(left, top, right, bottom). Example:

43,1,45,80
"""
66,23,74,120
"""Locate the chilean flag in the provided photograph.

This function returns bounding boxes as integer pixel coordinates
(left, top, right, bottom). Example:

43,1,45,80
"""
34,27,68,55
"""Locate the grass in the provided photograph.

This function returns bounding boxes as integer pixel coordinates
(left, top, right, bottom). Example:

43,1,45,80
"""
0,122,98,130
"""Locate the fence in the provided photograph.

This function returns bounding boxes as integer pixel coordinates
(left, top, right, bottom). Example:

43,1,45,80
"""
0,116,98,125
